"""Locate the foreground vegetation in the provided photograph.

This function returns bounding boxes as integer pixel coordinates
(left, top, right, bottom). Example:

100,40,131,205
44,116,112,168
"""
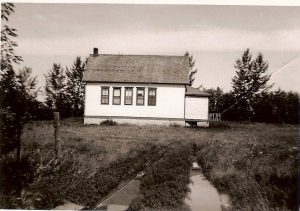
30,143,165,209
129,144,193,210
197,137,298,210
0,119,298,210
1,140,167,209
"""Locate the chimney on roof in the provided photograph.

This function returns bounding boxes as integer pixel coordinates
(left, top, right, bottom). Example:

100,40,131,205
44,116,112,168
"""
93,48,98,55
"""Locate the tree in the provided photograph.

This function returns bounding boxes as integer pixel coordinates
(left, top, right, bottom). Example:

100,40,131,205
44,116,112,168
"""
0,67,38,160
253,90,299,124
44,63,68,114
1,3,22,106
16,67,38,99
1,3,22,73
1,3,23,97
203,87,224,113
185,52,198,86
1,3,38,161
65,57,87,116
231,49,271,120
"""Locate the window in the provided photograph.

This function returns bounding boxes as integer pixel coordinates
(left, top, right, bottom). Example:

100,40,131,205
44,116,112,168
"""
101,87,109,104
113,87,121,105
136,87,145,105
124,87,133,105
148,88,157,106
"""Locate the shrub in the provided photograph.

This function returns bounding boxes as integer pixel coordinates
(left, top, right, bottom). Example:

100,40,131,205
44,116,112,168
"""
0,156,36,209
100,119,118,126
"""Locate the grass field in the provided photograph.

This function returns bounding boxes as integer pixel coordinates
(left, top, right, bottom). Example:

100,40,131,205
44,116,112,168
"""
13,119,299,210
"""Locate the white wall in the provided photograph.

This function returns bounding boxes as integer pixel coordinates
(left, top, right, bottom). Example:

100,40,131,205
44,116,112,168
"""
84,82,186,120
185,96,209,120
84,117,186,126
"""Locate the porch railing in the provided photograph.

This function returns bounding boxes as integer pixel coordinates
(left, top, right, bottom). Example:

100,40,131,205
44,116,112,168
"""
209,113,221,122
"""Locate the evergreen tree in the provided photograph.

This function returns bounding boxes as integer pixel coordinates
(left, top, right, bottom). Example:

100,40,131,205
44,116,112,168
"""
65,57,87,116
44,63,68,114
231,49,271,120
184,52,198,86
232,49,252,98
250,53,271,94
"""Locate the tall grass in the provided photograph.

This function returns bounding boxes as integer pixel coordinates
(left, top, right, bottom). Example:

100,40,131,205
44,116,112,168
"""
129,144,193,210
14,119,299,210
21,143,166,209
196,139,298,210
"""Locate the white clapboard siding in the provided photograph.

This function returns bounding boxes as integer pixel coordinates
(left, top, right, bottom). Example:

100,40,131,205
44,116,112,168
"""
84,83,186,120
185,96,209,120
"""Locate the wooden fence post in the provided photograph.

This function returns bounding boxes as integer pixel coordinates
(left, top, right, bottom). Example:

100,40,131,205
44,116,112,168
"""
53,112,62,158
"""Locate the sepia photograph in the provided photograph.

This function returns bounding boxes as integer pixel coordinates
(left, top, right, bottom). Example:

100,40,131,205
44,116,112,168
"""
0,0,299,210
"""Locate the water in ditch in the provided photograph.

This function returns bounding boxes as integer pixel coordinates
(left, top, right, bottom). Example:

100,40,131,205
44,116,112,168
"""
94,163,230,211
184,163,231,211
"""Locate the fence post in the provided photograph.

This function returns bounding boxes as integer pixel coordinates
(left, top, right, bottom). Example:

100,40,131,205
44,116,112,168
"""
53,112,61,158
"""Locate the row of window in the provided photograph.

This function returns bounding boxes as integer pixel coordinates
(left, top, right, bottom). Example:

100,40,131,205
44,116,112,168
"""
101,87,157,106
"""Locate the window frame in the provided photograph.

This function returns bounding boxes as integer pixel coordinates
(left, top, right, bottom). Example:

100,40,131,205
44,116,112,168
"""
148,88,157,106
112,87,122,105
101,86,110,105
136,87,145,106
124,87,133,105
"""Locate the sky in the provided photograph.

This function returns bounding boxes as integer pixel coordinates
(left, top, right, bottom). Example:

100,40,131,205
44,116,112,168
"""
4,3,300,100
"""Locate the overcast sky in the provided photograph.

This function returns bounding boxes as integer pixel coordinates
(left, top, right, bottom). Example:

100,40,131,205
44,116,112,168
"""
5,3,300,98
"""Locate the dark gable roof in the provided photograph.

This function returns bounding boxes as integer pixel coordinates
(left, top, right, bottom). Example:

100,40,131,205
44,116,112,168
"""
83,54,189,84
186,86,211,97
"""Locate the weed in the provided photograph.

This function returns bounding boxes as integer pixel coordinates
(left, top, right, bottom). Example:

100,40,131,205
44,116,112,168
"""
0,156,36,209
129,144,193,210
10,118,298,210
100,119,118,126
209,121,230,129
196,139,298,210
18,143,165,209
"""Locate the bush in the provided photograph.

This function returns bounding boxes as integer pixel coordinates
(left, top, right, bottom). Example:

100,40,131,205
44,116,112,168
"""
100,119,118,126
0,156,36,209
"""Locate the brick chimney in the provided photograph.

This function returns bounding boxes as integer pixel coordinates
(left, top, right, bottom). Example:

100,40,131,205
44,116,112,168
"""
93,48,98,55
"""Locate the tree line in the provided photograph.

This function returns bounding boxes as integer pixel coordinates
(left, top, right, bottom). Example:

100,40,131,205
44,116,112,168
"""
1,57,88,122
206,87,299,124
202,49,299,124
42,57,87,119
0,3,86,159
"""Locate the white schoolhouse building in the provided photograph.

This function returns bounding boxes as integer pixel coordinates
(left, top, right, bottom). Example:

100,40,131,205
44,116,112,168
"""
83,48,210,126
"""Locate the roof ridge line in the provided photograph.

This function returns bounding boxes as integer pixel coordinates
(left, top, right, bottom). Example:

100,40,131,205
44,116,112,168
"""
89,54,188,57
